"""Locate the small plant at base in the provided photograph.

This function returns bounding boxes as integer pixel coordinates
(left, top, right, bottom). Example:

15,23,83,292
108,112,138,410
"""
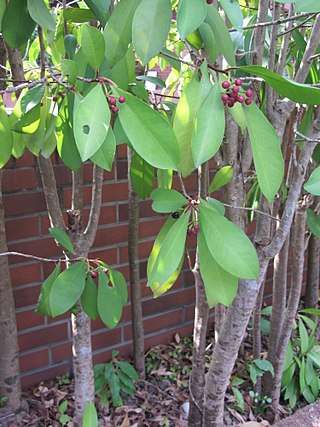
0,396,8,407
249,390,272,416
94,350,139,407
56,372,71,386
58,400,72,426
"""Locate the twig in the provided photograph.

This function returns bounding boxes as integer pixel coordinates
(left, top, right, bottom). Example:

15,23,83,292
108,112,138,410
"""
0,251,100,265
294,130,320,144
229,11,319,33
178,173,192,200
0,76,48,95
278,13,317,37
222,203,280,222
139,379,181,403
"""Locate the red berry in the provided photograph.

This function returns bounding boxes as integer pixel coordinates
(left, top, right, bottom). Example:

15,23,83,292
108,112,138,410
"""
221,94,229,103
118,96,126,103
91,271,98,279
194,225,200,233
228,100,235,108
104,268,109,275
112,106,119,114
246,89,253,97
40,102,44,107
52,96,58,102
58,91,63,97
235,78,243,86
230,92,237,99
187,229,193,236
232,85,240,94
222,81,230,89
206,0,214,3
237,95,245,103
245,98,253,105
109,97,117,105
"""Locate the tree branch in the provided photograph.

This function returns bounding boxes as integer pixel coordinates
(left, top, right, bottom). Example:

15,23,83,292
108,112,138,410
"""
84,165,104,247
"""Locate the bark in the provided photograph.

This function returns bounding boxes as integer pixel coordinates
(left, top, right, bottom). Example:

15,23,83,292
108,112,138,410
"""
267,235,289,365
252,280,265,394
203,117,319,425
127,148,145,379
269,196,313,416
0,171,22,426
188,254,209,427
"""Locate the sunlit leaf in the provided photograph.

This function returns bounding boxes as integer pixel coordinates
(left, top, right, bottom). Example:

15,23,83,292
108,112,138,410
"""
49,227,76,254
27,0,55,32
151,188,187,213
209,166,233,193
130,152,154,199
35,263,61,316
177,0,207,39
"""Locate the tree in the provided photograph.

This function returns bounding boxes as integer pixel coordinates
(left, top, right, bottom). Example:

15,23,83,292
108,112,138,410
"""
1,1,320,426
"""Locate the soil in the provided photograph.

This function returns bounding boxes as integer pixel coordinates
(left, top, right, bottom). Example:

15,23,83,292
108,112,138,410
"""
272,400,320,427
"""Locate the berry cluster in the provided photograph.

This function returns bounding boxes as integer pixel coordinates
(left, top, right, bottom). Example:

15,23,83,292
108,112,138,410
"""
107,95,126,114
187,224,200,236
221,79,253,108
91,267,109,279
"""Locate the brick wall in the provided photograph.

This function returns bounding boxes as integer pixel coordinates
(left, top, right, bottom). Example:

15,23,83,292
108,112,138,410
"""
3,146,199,388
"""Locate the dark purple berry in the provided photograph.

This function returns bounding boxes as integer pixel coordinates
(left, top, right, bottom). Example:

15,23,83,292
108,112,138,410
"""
118,96,126,103
237,95,245,103
245,98,253,105
112,106,119,114
228,100,235,108
221,94,229,103
232,85,240,94
235,78,243,86
91,271,98,279
171,211,180,219
109,97,117,105
246,89,253,97
52,96,58,102
222,81,230,89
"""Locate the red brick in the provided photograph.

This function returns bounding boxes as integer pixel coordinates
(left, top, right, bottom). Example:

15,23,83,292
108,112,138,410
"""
138,219,164,239
116,159,128,180
117,144,127,159
18,322,69,351
98,205,117,225
185,304,196,321
93,343,132,365
124,309,183,340
10,263,41,286
142,288,195,316
16,309,45,331
3,169,36,192
3,192,47,216
88,247,118,266
14,151,36,168
20,349,49,372
102,182,128,203
21,363,71,389
51,341,72,364
91,327,122,351
14,285,41,308
94,224,128,247
6,216,39,242
8,237,60,263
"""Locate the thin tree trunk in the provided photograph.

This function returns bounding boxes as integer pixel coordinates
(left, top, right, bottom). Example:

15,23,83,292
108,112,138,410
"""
252,280,265,394
0,171,22,426
127,148,145,379
269,196,313,417
188,253,209,427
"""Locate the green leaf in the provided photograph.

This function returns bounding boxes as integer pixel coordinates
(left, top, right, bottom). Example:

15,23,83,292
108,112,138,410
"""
299,357,307,392
205,5,235,66
304,167,320,196
151,189,187,213
90,127,116,171
283,340,294,371
199,22,219,64
238,65,320,105
2,0,36,48
206,197,225,215
177,0,207,39
35,263,61,316
12,105,41,135
81,275,99,320
157,169,173,189
209,166,233,193
130,152,154,199
64,35,77,61
27,0,55,32
84,0,110,25
173,71,211,177
81,25,105,71
199,200,259,279
231,387,244,413
59,400,68,414
282,364,296,389
253,359,274,376
148,212,189,287
136,75,166,89
108,269,128,305
192,83,225,167
61,59,78,85
83,401,98,427
49,262,87,317
299,317,309,355
160,47,181,72
218,0,243,28
97,269,123,329
198,230,237,307
74,84,110,161
114,88,180,170
108,371,122,407
275,0,320,12
109,45,135,91
63,8,95,23
249,364,263,385
49,227,76,254
103,0,141,67
307,209,320,239
242,102,284,202
20,84,45,114
0,106,13,169
116,361,139,380
147,217,183,296
132,0,171,64
0,0,5,32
